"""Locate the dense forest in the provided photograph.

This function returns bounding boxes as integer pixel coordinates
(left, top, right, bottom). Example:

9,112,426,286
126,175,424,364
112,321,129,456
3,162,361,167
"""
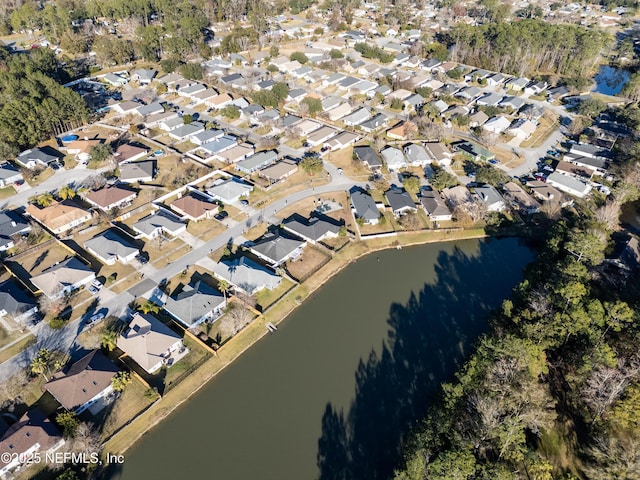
392,162,640,477
0,47,88,151
443,20,612,80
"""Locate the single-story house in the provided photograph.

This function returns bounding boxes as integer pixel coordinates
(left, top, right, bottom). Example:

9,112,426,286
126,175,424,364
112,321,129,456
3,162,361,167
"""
424,143,453,167
353,145,382,170
455,86,482,101
0,210,30,251
132,209,187,240
84,185,137,212
259,159,298,184
0,410,64,478
499,96,526,111
217,143,255,164
117,312,184,374
505,77,529,91
381,147,407,171
250,231,306,267
321,96,343,112
295,119,322,137
111,100,139,114
564,154,609,173
325,132,359,150
546,172,592,198
16,147,60,169
207,178,254,204
119,160,155,183
430,100,449,114
507,119,537,140
168,121,205,141
103,73,128,87
170,192,218,221
144,111,178,128
483,116,511,134
236,150,277,174
25,200,91,235
282,214,341,245
453,141,495,162
131,68,158,85
486,73,506,86
468,110,489,128
307,126,338,147
0,279,37,322
385,188,417,217
501,181,540,215
527,180,572,207
0,163,23,187
555,160,593,180
474,185,506,212
30,256,95,299
84,229,140,265
136,101,165,117
404,143,431,167
114,143,149,164
342,108,371,126
443,185,473,208
327,103,353,122
350,187,380,225
419,190,452,221
359,113,388,133
569,143,613,160
164,281,226,328
387,121,416,141
211,256,281,295
198,135,238,161
44,350,119,414
476,92,503,107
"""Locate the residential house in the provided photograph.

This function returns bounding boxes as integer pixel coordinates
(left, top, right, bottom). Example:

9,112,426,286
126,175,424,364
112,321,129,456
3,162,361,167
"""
499,96,526,111
63,139,102,163
117,312,184,374
217,143,255,164
281,114,302,128
103,73,128,87
527,180,573,207
359,113,388,133
555,160,593,180
164,280,227,328
325,132,359,150
220,73,244,89
295,119,322,137
547,86,571,101
211,256,281,295
474,185,506,212
424,143,452,167
287,89,306,102
177,83,206,98
84,185,137,212
465,69,491,82
259,159,298,184
307,126,338,147
44,350,119,414
25,200,91,235
350,187,380,225
327,103,353,122
569,143,613,160
443,185,473,208
388,89,412,101
445,105,471,121
381,147,408,172
403,94,425,111
144,111,179,129
236,150,278,174
0,163,22,187
131,68,158,85
519,104,545,121
321,96,343,112
563,154,609,174
505,77,529,91
486,73,506,87
114,143,148,164
111,100,139,115
168,121,205,141
419,190,452,221
385,188,417,217
483,116,511,134
84,229,140,265
342,108,370,126
198,135,238,161
207,93,234,109
524,80,548,96
250,231,306,267
606,235,640,274
507,119,537,140
387,122,417,141
119,160,155,184
353,145,382,170
455,86,482,102
207,178,253,203
468,110,489,128
351,80,378,95
0,210,30,251
501,182,540,215
16,147,60,169
368,84,391,98
546,172,592,198
0,410,64,478
337,76,360,90
30,257,95,299
170,192,218,221
404,143,431,167
191,88,219,105
282,214,341,245
476,93,503,107
132,209,186,240
430,100,449,114
0,280,37,322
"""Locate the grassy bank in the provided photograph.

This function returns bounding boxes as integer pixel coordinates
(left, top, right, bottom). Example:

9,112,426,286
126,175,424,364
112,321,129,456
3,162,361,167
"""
102,228,486,457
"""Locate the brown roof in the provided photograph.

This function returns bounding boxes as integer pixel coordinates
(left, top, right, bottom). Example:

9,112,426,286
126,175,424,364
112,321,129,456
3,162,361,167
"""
0,410,63,468
25,200,91,234
85,185,137,209
115,143,148,163
555,160,593,180
387,121,416,140
64,139,102,154
170,193,217,220
44,350,119,411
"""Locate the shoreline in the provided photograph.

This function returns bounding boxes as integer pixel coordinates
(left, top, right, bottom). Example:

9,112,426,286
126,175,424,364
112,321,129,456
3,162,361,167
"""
101,228,487,462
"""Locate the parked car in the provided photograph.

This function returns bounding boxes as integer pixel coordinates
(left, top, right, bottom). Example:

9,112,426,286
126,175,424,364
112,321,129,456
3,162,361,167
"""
87,312,105,325
239,199,249,206
135,253,149,264
214,211,228,221
489,159,498,165
50,162,62,171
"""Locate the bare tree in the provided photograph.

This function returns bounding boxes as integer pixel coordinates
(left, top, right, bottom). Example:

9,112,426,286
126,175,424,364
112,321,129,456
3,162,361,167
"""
540,200,562,220
399,212,421,230
71,422,102,453
236,36,251,53
594,200,621,231
81,174,107,191
298,102,309,118
478,127,498,147
219,302,253,337
38,290,68,317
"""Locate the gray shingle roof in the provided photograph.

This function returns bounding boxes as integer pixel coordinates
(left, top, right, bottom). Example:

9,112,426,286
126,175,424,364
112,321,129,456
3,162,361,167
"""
133,209,186,237
163,281,225,327
250,232,305,265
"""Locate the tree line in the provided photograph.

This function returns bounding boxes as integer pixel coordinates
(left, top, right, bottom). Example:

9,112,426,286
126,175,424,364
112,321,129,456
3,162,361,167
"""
0,47,89,152
443,20,612,81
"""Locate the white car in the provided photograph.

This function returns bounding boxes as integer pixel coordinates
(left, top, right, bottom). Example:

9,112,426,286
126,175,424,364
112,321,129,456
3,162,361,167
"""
87,312,105,325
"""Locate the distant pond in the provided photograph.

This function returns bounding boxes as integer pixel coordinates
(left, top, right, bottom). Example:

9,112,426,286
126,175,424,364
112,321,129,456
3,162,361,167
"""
592,65,630,96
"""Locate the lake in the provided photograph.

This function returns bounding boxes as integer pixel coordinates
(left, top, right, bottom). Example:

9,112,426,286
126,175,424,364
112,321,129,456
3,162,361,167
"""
592,65,630,96
105,237,534,480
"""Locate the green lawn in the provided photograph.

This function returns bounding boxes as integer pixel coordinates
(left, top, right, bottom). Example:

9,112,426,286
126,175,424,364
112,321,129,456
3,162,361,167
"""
255,278,295,311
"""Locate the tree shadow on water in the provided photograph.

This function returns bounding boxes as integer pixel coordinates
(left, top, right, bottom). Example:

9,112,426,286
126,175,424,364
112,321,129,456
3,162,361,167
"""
317,239,532,480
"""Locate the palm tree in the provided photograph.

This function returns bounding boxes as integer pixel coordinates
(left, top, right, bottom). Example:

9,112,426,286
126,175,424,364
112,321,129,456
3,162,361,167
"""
111,371,132,392
29,348,51,379
138,300,160,315
100,328,119,352
35,192,54,207
217,279,230,303
58,184,76,200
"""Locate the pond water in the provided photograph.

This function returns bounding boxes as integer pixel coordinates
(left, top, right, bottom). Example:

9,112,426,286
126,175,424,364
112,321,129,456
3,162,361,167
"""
592,65,630,96
105,237,535,480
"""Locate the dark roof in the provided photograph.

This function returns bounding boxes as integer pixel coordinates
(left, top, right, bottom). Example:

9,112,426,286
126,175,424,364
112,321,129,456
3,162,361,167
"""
353,145,382,168
385,188,416,213
0,280,36,317
419,190,451,217
44,350,119,411
350,187,380,221
251,231,305,265
0,210,29,248
282,214,341,242
0,410,62,468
